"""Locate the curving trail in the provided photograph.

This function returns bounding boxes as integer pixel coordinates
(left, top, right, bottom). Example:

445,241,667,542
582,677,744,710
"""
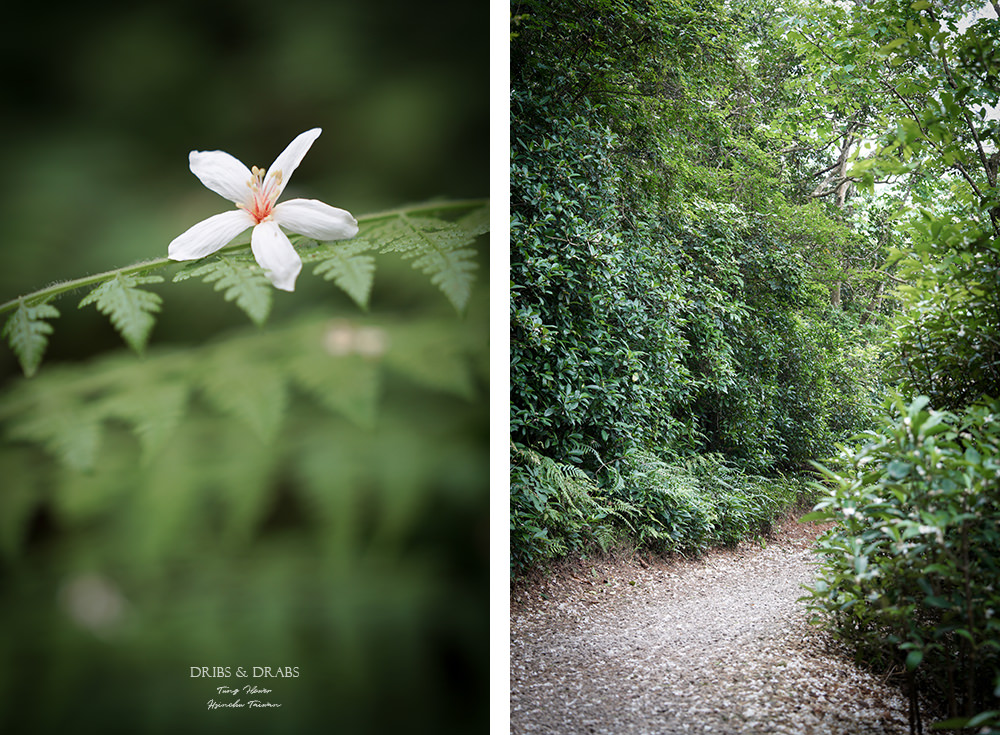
510,515,912,734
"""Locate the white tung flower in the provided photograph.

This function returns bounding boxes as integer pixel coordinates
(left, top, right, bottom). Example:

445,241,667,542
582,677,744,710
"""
168,128,358,291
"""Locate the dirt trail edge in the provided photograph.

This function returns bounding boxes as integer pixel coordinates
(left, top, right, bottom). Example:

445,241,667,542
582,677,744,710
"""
510,514,912,734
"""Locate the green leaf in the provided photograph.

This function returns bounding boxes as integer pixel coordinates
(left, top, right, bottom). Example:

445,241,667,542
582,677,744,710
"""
382,321,475,399
905,648,923,670
932,717,973,729
173,256,273,325
1,299,60,377
968,711,1000,728
8,398,103,471
79,273,164,352
798,510,832,523
457,203,491,237
878,38,907,55
312,249,376,309
291,352,380,429
887,460,912,479
96,379,190,463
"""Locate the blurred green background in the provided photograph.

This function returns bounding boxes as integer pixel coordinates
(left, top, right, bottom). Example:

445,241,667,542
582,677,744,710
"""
0,0,488,733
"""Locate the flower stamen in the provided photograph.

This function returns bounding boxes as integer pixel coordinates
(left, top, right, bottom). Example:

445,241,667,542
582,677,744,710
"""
241,166,283,224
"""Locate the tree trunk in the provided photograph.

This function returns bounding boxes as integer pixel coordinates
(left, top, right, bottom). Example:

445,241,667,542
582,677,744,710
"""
859,279,885,325
812,125,857,309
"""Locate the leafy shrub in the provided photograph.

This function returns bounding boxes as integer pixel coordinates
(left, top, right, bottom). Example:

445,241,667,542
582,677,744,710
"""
802,394,1000,728
509,0,887,577
510,0,883,480
892,223,1000,410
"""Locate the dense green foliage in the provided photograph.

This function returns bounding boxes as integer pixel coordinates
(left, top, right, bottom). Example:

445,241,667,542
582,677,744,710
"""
510,0,886,574
510,0,1000,730
511,445,801,572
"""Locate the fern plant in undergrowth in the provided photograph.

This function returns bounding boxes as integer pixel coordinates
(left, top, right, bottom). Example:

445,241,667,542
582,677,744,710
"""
510,445,806,576
616,452,800,554
509,444,633,576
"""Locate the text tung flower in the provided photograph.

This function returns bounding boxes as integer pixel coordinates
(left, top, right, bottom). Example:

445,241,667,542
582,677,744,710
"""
168,128,358,291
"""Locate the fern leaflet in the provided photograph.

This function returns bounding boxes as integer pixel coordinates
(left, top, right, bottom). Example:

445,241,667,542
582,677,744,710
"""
2,300,60,377
173,256,273,326
363,210,484,313
79,274,164,352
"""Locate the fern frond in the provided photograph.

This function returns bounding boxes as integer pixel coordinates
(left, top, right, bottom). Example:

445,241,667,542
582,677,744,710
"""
1,200,487,376
364,211,484,313
380,322,475,399
0,312,483,477
173,256,273,326
289,351,381,429
94,379,190,463
79,273,164,352
457,203,491,237
2,299,60,377
199,358,288,441
302,239,377,309
7,397,103,471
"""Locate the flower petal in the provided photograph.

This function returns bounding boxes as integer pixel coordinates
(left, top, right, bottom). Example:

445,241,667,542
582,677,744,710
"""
168,209,254,260
265,128,322,198
251,220,303,292
189,150,253,205
274,198,359,241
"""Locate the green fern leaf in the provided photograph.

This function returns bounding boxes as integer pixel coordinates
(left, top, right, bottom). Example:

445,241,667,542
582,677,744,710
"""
207,428,277,545
457,203,490,237
368,212,483,312
96,380,190,463
199,358,288,442
79,274,164,352
173,256,273,326
51,433,136,522
7,399,103,471
124,434,208,563
311,250,376,309
290,429,369,552
290,351,380,429
2,300,60,377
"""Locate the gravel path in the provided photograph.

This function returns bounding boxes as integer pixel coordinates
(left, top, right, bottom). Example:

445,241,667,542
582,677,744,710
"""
510,515,913,734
